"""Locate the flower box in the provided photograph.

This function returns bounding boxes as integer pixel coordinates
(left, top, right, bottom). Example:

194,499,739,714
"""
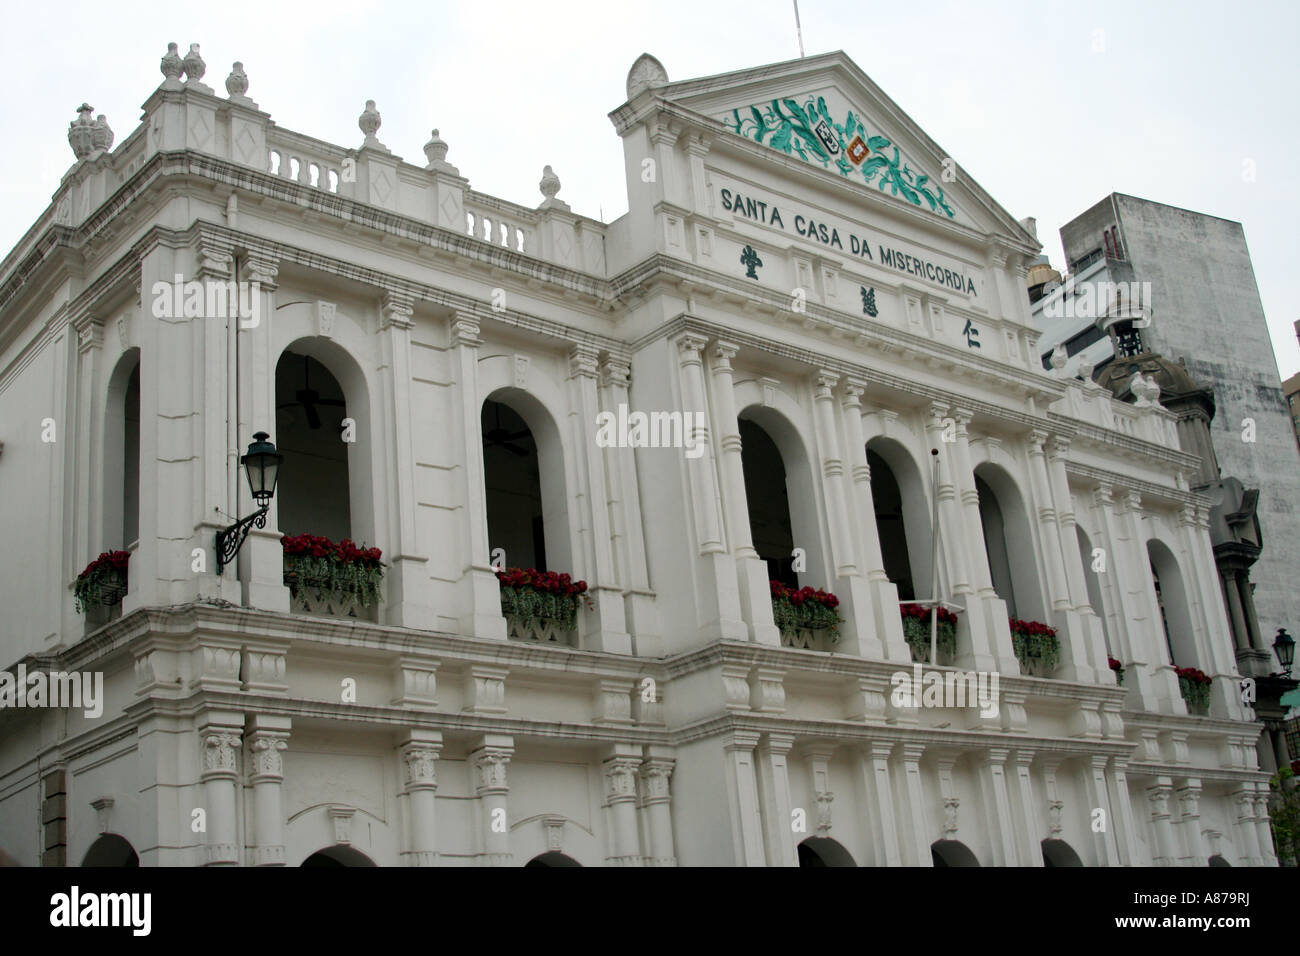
74,551,130,613
1175,665,1212,715
770,581,841,643
900,603,957,664
1010,618,1060,677
282,533,384,609
1109,657,1125,686
497,567,591,634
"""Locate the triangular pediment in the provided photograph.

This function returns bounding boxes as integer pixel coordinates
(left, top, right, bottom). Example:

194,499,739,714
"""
650,52,1032,243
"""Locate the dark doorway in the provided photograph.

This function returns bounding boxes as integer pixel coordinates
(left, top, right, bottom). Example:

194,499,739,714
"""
797,837,857,867
739,418,797,589
82,834,139,867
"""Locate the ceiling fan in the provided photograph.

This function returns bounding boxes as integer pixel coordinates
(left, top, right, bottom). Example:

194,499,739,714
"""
483,403,531,457
277,354,345,430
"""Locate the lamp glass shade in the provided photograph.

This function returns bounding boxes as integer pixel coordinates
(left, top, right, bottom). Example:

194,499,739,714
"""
241,431,282,504
1274,629,1296,670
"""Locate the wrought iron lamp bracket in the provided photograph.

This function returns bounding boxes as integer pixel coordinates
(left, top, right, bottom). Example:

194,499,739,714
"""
216,505,268,573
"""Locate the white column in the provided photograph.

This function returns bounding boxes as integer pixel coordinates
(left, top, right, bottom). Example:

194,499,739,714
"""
723,731,767,866
1231,786,1262,866
1006,749,1040,866
1083,755,1120,866
237,253,291,612
450,315,507,639
708,341,780,645
1147,778,1178,866
637,751,676,866
896,743,932,865
1253,788,1277,866
568,344,631,653
755,733,798,867
977,748,1019,865
399,730,442,866
860,741,902,866
247,716,290,866
199,717,243,866
602,747,643,865
1174,778,1205,866
1107,757,1140,866
471,735,514,866
841,380,906,661
377,291,432,626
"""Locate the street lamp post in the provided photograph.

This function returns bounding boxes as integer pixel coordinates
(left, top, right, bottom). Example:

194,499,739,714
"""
216,431,283,573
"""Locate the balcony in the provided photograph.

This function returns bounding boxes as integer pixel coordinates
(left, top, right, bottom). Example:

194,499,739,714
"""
282,535,383,623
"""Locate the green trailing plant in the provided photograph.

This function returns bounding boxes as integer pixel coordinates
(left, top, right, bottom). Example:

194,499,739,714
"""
281,534,384,607
1010,618,1061,674
769,581,841,640
1175,666,1212,715
497,567,591,631
900,603,957,663
1270,765,1300,866
1109,656,1125,686
73,550,129,613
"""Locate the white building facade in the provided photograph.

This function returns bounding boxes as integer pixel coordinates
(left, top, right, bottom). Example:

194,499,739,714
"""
0,46,1274,866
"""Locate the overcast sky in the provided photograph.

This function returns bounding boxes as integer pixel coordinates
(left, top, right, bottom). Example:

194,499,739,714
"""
3,0,1296,377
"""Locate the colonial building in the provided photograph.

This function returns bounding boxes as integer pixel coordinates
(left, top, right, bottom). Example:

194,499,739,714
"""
0,44,1275,866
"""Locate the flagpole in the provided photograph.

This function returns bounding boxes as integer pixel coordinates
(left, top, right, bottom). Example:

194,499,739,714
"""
930,447,940,666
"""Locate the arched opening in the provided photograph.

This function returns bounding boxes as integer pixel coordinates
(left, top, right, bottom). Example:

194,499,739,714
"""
797,837,857,867
974,464,1045,623
481,390,571,575
739,418,796,588
1147,539,1196,668
930,839,980,867
300,845,376,867
81,834,139,867
275,350,351,541
1208,854,1231,867
102,350,141,551
866,439,931,601
1041,838,1084,867
525,851,582,867
1077,527,1113,656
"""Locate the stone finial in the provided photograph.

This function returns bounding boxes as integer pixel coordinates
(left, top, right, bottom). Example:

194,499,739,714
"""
1130,372,1151,405
423,128,448,165
67,103,96,160
359,99,382,143
91,114,114,152
160,42,183,83
1076,354,1094,383
182,43,206,83
1144,374,1161,405
539,165,561,200
1049,341,1067,370
226,61,248,98
626,52,669,99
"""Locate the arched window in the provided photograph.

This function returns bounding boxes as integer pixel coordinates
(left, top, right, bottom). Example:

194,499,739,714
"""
275,350,351,541
797,837,856,867
739,418,796,588
300,845,376,867
1041,838,1084,866
867,439,932,601
1077,526,1114,655
525,851,582,867
931,839,980,867
81,834,139,867
481,391,571,576
102,350,141,551
974,464,1045,624
1147,540,1196,668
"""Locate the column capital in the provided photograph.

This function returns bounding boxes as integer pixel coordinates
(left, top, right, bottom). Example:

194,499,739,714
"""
813,369,839,399
450,313,481,348
201,730,242,781
951,406,975,428
599,356,631,389
400,739,442,792
723,730,761,753
926,401,951,427
1027,428,1050,453
196,237,234,279
1092,482,1114,508
243,254,279,289
602,755,641,805
1047,434,1072,460
470,745,513,795
380,289,416,331
711,340,740,367
840,376,867,406
638,757,675,806
248,731,289,783
676,332,709,363
73,312,105,353
568,342,601,379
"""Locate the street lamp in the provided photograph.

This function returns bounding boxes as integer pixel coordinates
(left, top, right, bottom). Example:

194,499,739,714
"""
216,431,283,573
1274,628,1295,678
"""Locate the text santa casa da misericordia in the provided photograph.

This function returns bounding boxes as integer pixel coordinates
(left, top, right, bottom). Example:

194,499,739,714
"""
720,187,977,297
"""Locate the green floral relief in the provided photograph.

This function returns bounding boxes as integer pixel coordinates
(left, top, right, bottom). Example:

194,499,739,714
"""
728,96,956,219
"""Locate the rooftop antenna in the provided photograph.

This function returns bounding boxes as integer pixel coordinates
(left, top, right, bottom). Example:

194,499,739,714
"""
793,0,805,57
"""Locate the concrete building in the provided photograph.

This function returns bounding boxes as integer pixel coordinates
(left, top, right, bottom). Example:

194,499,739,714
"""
1281,371,1300,450
0,45,1275,867
1032,194,1300,645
